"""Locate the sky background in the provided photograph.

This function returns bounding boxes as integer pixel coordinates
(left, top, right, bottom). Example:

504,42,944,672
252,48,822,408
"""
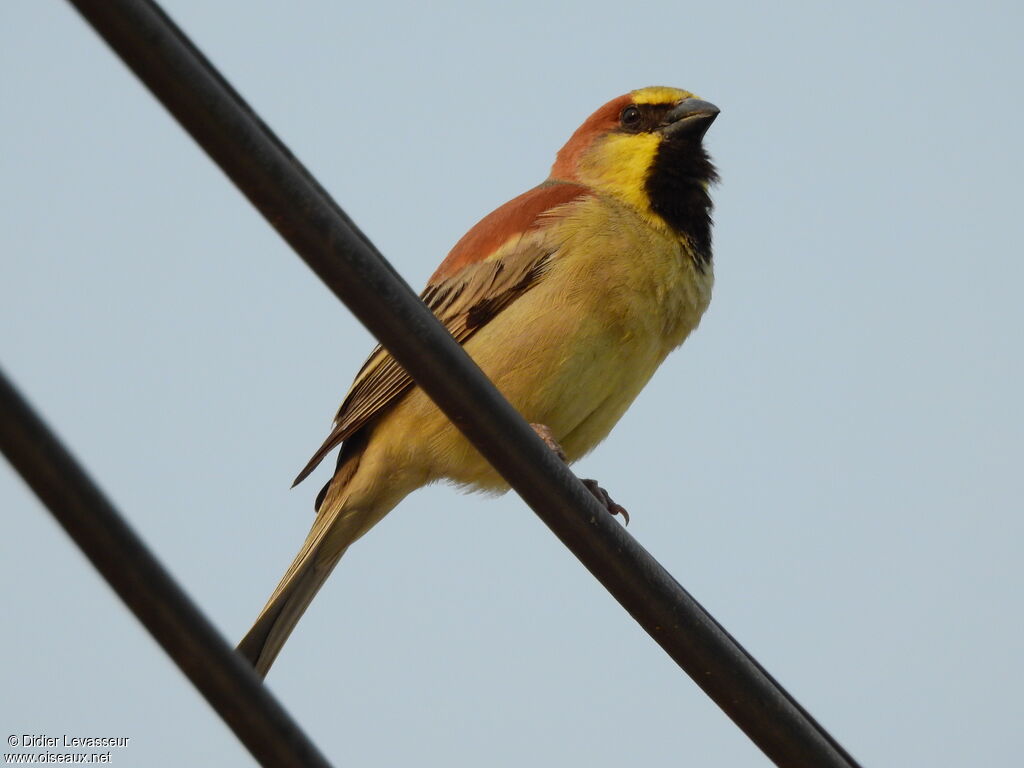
2,1,1022,766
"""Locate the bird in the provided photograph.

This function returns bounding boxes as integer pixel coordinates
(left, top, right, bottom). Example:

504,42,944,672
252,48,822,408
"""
238,86,720,677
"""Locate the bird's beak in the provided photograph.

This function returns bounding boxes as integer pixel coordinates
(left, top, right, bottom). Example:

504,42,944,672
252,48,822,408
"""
661,99,720,141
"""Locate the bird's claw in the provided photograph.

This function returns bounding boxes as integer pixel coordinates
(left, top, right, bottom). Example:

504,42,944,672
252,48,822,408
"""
530,423,629,524
582,479,630,526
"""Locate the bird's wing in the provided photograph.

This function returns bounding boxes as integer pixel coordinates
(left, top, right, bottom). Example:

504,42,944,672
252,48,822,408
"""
293,181,591,485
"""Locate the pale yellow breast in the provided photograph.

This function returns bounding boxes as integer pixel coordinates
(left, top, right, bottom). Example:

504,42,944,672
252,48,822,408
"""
368,194,713,493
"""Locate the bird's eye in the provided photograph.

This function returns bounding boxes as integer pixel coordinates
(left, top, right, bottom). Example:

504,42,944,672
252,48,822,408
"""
620,105,642,130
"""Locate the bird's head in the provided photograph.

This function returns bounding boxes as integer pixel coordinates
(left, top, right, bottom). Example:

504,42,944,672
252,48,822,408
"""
550,86,719,241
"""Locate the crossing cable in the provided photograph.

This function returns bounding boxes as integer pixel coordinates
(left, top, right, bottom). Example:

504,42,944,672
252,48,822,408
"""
0,369,333,768
27,1,867,765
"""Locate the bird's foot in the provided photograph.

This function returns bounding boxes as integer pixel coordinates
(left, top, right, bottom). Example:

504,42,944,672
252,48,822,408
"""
581,479,630,526
530,423,630,525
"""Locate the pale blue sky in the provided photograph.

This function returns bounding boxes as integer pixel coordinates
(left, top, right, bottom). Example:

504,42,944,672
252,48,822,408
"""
2,1,1022,766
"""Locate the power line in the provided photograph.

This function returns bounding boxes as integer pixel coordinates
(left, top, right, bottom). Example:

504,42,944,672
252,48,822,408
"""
0,369,333,768
7,0,868,764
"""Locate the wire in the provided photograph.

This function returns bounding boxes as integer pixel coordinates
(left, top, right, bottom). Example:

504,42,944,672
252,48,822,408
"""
0,368,333,768
45,0,863,765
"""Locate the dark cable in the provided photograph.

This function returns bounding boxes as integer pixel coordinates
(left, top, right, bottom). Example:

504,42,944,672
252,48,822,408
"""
46,1,862,765
0,369,333,768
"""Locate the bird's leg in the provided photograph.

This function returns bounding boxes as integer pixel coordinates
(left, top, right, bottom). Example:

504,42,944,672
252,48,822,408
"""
529,423,630,526
530,423,568,461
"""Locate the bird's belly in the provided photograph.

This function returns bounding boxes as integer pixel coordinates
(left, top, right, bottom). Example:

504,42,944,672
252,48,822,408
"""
393,252,709,491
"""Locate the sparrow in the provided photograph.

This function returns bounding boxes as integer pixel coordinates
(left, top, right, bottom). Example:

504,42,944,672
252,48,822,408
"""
238,86,719,676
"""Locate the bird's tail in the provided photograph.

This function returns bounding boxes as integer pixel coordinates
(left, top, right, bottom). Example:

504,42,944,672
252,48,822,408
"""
237,448,375,677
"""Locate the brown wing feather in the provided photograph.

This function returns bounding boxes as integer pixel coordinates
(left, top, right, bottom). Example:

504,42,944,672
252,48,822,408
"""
292,231,566,487
429,181,590,282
